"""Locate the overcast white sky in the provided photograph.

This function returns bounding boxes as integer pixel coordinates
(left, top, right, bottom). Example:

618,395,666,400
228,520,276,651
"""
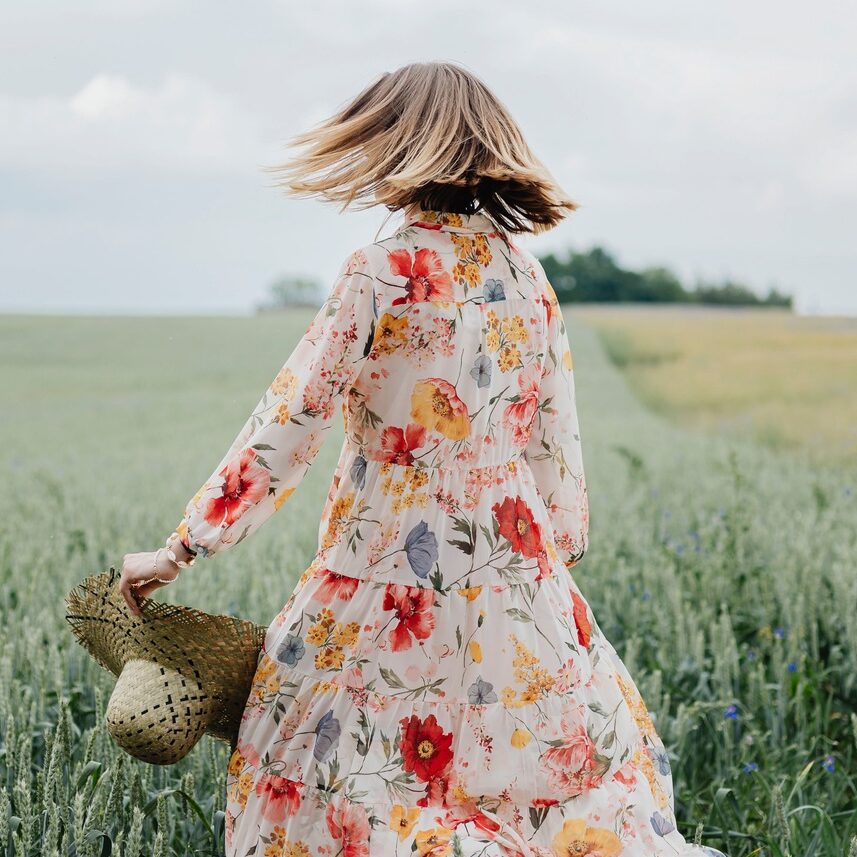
1,1,855,315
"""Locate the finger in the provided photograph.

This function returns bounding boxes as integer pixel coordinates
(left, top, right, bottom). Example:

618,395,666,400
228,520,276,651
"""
118,578,141,616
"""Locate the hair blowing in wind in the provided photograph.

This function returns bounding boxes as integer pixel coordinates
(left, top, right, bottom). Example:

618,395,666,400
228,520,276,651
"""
264,61,578,234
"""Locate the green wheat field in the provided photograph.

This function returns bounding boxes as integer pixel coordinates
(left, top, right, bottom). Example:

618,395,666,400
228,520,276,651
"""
1,307,856,857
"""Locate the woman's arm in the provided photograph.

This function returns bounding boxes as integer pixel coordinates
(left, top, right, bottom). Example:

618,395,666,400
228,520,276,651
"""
524,277,589,569
174,247,377,559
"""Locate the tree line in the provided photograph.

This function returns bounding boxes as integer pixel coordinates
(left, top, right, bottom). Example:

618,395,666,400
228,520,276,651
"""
260,245,793,310
538,246,792,307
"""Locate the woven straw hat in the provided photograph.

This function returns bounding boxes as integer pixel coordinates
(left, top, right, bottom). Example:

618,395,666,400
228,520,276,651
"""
65,568,266,765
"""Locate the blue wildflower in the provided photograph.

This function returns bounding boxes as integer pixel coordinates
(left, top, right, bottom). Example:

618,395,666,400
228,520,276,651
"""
313,710,341,762
467,676,498,704
774,626,787,639
787,661,797,673
822,755,835,773
742,761,758,773
404,521,439,578
724,704,739,720
275,633,305,666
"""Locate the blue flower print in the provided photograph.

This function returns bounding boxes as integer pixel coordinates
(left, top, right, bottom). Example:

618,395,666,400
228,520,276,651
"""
275,633,305,666
313,709,341,762
404,521,439,578
469,354,492,388
468,676,498,704
483,278,506,302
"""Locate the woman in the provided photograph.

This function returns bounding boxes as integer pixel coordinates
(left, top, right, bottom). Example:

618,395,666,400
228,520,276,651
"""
120,62,726,857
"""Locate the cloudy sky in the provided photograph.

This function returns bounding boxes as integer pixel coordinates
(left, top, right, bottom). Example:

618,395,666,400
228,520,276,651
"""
1,2,855,315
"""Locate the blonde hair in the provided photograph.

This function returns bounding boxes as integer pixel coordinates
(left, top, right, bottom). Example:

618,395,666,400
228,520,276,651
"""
264,61,578,234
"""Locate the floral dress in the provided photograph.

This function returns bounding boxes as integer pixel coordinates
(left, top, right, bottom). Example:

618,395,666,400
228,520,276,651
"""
176,208,726,857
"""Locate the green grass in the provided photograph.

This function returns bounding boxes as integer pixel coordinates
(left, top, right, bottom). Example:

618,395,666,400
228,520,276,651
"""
1,311,856,856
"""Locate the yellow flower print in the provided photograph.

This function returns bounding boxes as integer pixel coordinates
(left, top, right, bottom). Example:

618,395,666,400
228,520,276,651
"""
390,804,420,841
320,492,355,550
331,621,360,648
373,312,410,355
283,842,311,857
264,826,288,857
273,486,295,510
314,647,345,670
463,263,481,287
450,234,474,259
469,640,483,663
616,672,657,739
227,747,245,776
636,747,670,809
474,234,492,266
485,329,501,352
415,826,453,856
498,345,521,372
273,402,291,425
511,728,532,748
503,635,556,707
563,348,573,370
270,366,298,398
410,379,470,441
254,653,278,683
236,772,253,809
306,624,329,646
456,585,483,601
551,819,623,857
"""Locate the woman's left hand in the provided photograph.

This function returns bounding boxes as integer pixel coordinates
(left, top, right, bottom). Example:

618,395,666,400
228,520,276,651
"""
118,549,180,616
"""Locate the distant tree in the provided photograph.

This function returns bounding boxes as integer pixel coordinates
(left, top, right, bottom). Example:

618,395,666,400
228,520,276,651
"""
537,246,792,308
639,267,688,303
690,279,792,308
257,275,322,312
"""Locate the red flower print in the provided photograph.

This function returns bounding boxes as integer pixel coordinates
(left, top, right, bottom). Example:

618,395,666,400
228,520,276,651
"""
382,583,436,651
254,773,303,822
571,591,592,649
502,364,542,447
204,448,270,529
325,798,371,857
388,248,454,304
442,808,502,836
540,720,604,798
491,496,544,560
399,713,454,784
539,290,554,328
313,567,360,604
379,423,428,465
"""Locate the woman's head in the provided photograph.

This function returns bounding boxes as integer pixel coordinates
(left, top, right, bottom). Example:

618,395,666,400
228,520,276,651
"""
267,61,577,234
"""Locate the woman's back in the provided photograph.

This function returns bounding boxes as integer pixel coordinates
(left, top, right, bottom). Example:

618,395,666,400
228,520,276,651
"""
313,205,589,590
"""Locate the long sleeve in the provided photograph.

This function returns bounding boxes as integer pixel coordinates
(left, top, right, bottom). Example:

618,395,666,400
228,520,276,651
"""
524,277,589,569
175,247,378,559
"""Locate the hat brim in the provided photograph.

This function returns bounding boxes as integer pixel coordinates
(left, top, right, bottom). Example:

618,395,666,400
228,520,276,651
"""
66,568,267,743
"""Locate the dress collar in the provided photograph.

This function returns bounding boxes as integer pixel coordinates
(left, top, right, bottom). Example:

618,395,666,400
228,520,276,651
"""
400,205,503,235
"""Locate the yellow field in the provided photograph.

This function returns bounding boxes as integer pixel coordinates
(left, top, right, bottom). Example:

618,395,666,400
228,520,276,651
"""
574,304,857,464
